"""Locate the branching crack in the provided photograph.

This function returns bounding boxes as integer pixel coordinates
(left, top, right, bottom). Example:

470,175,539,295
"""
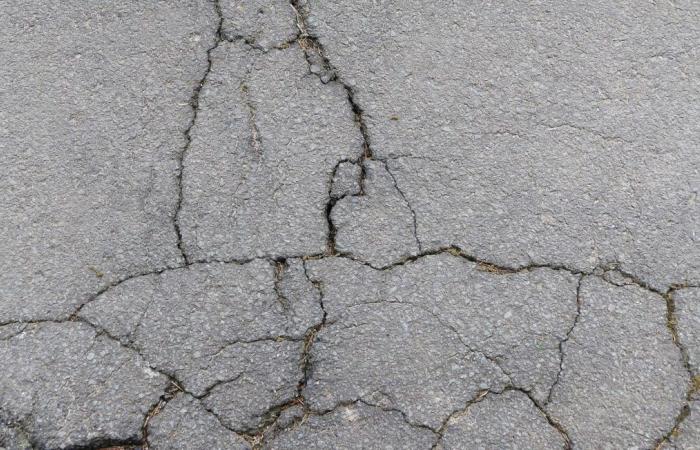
290,0,379,254
299,260,328,397
430,388,572,449
520,388,574,450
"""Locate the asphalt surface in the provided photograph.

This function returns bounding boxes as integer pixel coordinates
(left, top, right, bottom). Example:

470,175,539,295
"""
1,1,699,449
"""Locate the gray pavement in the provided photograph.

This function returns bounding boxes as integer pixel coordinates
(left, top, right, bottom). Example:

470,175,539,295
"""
1,0,698,449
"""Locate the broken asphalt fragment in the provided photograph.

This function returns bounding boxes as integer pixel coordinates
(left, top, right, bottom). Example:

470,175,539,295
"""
0,322,166,449
179,41,363,262
304,253,578,428
547,277,688,449
80,259,322,431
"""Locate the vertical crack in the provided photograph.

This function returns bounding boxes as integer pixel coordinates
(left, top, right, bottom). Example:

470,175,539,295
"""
290,0,376,253
546,274,584,405
653,287,698,449
520,389,573,450
141,381,182,450
273,258,289,310
234,261,327,449
431,388,573,450
299,260,328,397
384,161,422,251
239,79,263,158
173,0,225,265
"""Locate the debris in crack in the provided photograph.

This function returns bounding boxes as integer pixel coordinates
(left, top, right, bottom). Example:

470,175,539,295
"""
298,259,328,396
78,259,321,432
302,253,578,428
141,381,183,450
331,160,420,267
653,287,700,450
546,277,688,449
658,392,700,450
4,1,698,447
299,0,700,291
290,0,376,245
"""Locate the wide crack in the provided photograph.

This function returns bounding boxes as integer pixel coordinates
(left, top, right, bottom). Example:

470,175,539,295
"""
4,3,693,446
290,0,415,256
652,287,699,449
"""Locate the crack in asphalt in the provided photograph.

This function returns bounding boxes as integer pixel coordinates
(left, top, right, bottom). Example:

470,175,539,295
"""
2,1,696,448
652,287,700,449
545,275,584,406
173,0,225,265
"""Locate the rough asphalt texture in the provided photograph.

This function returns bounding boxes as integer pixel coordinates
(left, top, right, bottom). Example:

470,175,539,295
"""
0,0,698,449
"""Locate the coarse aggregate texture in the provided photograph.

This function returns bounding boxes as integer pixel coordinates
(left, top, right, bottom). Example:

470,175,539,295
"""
307,0,700,291
178,40,362,261
147,394,251,450
438,390,565,450
221,0,298,51
675,288,700,375
264,402,437,449
1,0,217,322
2,0,698,448
0,322,166,449
330,161,362,199
332,160,420,267
80,259,321,431
546,277,688,449
663,399,700,450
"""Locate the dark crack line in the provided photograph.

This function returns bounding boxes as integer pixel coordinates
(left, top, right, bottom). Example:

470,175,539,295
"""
519,388,574,450
290,0,375,254
229,260,328,449
383,161,422,251
430,389,491,449
273,258,290,309
431,387,573,450
299,260,328,397
2,248,680,330
356,298,514,386
141,382,182,450
546,274,584,405
173,0,224,265
653,287,699,449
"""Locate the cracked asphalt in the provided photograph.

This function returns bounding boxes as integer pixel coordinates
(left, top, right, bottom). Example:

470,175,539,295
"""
1,1,699,449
